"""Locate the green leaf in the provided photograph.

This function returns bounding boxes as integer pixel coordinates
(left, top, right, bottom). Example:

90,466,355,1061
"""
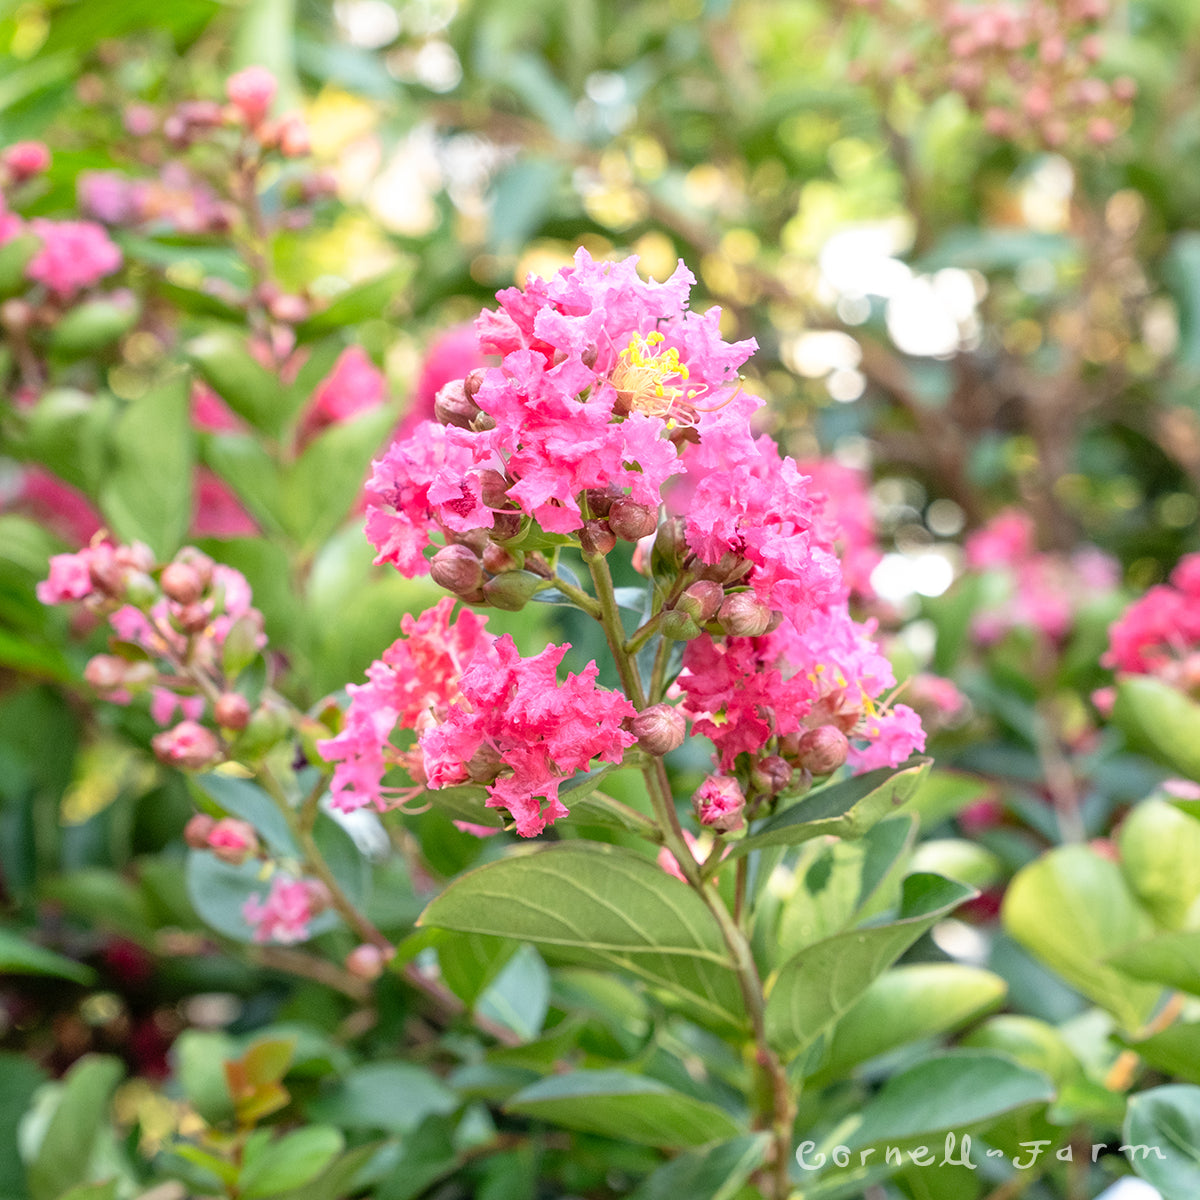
240,1127,345,1199
629,1134,770,1200
764,872,975,1060
1165,232,1200,370
306,1064,458,1133
808,964,1007,1085
960,1016,1080,1087
776,814,915,960
487,159,563,254
27,1055,124,1200
49,297,139,356
294,267,412,341
97,374,193,558
476,944,550,1040
726,759,932,862
1123,1084,1200,1199
187,331,290,438
418,842,746,1031
1118,799,1200,929
909,839,1004,890
0,927,95,984
200,433,286,536
1112,676,1200,782
0,1052,46,1199
505,1070,742,1148
1003,844,1162,1029
280,407,392,546
174,1030,237,1125
416,784,505,829
1127,1023,1200,1085
843,1051,1055,1151
189,772,298,857
39,869,153,942
18,388,116,493
56,1182,119,1200
439,933,519,1008
909,770,994,828
1109,929,1200,995
0,235,38,297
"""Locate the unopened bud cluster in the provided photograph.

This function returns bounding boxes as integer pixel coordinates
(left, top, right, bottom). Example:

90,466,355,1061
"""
38,540,289,773
849,0,1135,149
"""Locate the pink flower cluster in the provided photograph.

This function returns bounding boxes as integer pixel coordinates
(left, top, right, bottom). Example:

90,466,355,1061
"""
319,598,637,837
1105,553,1200,686
338,251,924,834
38,542,270,770
25,219,123,298
242,874,328,945
964,509,1119,645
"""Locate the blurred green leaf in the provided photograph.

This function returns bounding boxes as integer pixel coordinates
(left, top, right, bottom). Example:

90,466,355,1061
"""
476,944,550,1040
628,1134,769,1200
307,1063,458,1133
1127,1023,1200,1086
240,1127,344,1199
97,373,193,559
1113,676,1200,783
1119,798,1200,929
0,1051,46,1199
505,1070,741,1148
1004,844,1162,1029
1124,1084,1200,1199
0,926,94,983
187,331,290,438
189,773,299,857
1109,928,1200,995
294,267,413,342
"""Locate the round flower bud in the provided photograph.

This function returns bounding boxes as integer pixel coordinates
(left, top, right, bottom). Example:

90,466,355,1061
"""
692,775,745,833
490,511,523,541
431,544,484,595
122,571,160,608
676,580,724,624
172,547,214,591
482,543,523,575
84,654,129,691
475,468,510,509
184,813,217,848
226,65,277,127
482,570,542,611
175,602,212,634
696,551,752,584
750,755,792,796
278,114,310,158
651,517,687,574
607,498,658,542
303,879,333,915
793,726,849,776
434,379,481,429
718,592,772,637
207,818,259,865
3,141,50,180
160,561,204,605
152,720,222,771
630,704,687,756
214,692,252,731
579,520,617,558
661,609,702,641
345,943,389,981
463,367,486,400
584,488,617,518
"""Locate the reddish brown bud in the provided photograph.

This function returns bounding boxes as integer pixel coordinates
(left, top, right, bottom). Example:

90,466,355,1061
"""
434,379,481,429
581,343,599,369
630,704,687,756
584,488,617,518
580,519,617,557
463,368,486,400
466,742,504,782
489,511,523,541
173,547,214,591
207,817,259,865
793,726,849,776
608,498,658,542
697,551,752,584
214,692,252,731
750,755,792,796
184,813,217,848
676,580,724,623
482,543,523,575
717,592,772,637
160,561,204,605
175,602,212,634
475,468,510,509
431,544,484,595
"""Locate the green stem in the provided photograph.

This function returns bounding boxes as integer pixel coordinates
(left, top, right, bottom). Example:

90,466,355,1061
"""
624,611,663,656
585,552,647,709
549,571,602,620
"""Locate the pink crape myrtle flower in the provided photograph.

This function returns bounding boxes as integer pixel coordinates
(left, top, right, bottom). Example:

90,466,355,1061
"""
12,468,103,547
3,141,50,180
319,598,492,813
242,874,324,945
365,249,756,575
206,818,259,865
797,459,881,600
26,219,122,297
191,469,259,539
1106,552,1200,679
418,634,638,837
